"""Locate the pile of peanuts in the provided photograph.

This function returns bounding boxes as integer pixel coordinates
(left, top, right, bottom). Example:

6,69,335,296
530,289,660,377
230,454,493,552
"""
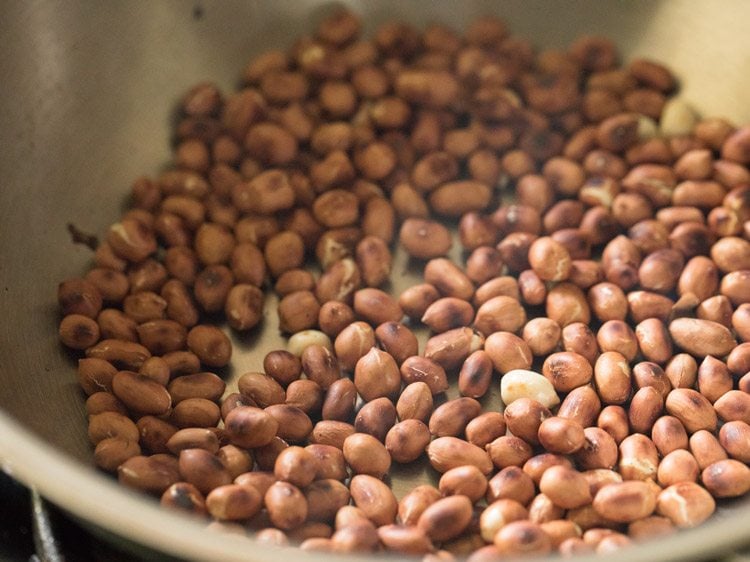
56,8,750,559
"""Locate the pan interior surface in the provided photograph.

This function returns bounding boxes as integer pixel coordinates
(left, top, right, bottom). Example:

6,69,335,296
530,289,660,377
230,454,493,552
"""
1,1,749,560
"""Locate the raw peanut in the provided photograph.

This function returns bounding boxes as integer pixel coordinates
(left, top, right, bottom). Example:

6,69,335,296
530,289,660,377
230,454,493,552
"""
628,386,664,434
473,296,526,336
486,436,533,469
652,416,689,456
542,352,593,392
460,413,505,452
504,398,551,445
354,397,396,441
422,298,474,333
474,279,520,310
399,218,453,259
161,482,207,516
386,419,431,463
522,318,561,356
119,455,181,495
546,282,591,326
598,405,630,444
77,358,117,396
493,521,552,557
429,181,492,216
334,321,374,372
593,481,656,522
399,283,441,320
206,484,262,521
396,381,434,421
714,390,750,424
523,454,574,487
417,496,473,542
166,428,220,455
324,378,357,421
583,469,623,497
218,445,253,479
377,525,434,555
588,282,627,322
665,353,698,389
439,465,487,503
424,327,484,371
186,325,231,368
94,437,141,472
465,247,504,284
353,347,401,402
558,386,602,428
627,515,675,540
594,351,631,404
305,444,347,482
486,466,535,506
702,459,750,498
86,339,151,370
316,257,360,303
697,356,733,403
349,475,398,527
343,433,391,477
224,406,278,448
656,482,715,528
318,302,355,339
169,398,221,428
528,237,572,281
597,320,638,360
59,314,100,350
719,421,750,462
539,466,592,509
178,448,232,495
285,379,324,415
728,343,750,375
485,332,532,374
528,493,565,525
562,323,599,364
353,288,403,325
305,479,350,524
538,417,585,455
265,481,308,530
107,218,157,263
427,436,493,475
619,434,659,481
657,449,699,487
711,236,750,272
237,372,285,407
111,371,171,416
123,291,167,322
277,290,319,334
265,404,313,443
690,430,729,470
540,520,581,549
722,271,750,306
479,499,528,543
356,236,391,287
86,392,127,416
429,397,482,438
398,485,442,527
635,318,673,364
301,344,340,391
424,258,474,300
665,389,717,433
458,350,493,398
698,293,735,327
668,318,737,357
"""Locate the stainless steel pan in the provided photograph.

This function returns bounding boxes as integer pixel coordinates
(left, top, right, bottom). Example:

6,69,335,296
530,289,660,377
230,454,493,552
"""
1,1,749,560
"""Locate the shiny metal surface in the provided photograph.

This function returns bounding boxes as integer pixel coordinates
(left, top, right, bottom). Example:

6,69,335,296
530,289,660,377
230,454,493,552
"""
1,1,750,560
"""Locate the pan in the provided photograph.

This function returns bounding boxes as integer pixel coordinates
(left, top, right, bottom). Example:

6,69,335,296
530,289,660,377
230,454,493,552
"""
1,1,749,560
